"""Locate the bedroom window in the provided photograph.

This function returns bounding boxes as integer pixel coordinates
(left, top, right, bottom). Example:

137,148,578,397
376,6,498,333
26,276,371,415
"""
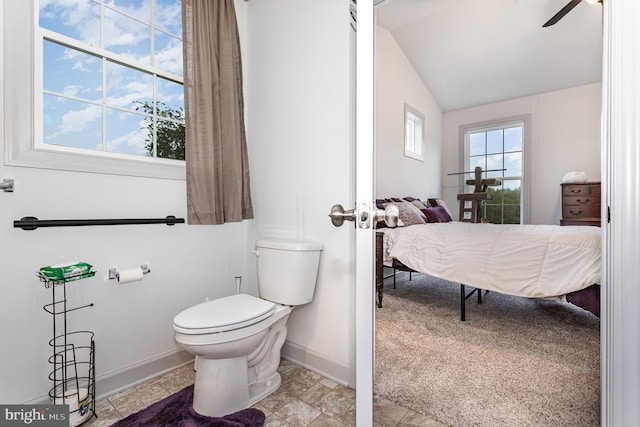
38,0,184,160
404,104,425,161
463,118,527,224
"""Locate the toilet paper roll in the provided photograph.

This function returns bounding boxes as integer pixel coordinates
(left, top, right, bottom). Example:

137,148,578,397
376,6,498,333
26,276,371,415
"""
53,388,90,427
117,267,144,284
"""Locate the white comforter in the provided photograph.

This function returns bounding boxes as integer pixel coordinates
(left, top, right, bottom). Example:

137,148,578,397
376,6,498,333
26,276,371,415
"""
384,222,601,299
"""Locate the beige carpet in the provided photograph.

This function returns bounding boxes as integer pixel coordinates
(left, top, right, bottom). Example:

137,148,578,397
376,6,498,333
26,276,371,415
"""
374,272,600,427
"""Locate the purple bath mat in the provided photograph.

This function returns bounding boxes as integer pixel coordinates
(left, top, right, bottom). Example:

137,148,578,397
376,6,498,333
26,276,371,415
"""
111,385,265,427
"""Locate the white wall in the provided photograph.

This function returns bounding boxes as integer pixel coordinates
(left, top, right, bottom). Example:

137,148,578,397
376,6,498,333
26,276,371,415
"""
244,0,356,385
0,1,250,404
375,27,442,200
442,83,602,224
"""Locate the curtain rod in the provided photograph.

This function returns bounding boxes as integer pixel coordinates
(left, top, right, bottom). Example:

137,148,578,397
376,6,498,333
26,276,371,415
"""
14,216,185,231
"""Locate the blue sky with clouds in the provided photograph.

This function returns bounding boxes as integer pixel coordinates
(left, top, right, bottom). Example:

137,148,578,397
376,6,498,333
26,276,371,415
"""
469,127,522,177
39,0,183,158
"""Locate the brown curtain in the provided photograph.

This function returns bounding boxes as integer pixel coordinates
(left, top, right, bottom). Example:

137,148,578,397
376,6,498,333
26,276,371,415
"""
182,0,254,224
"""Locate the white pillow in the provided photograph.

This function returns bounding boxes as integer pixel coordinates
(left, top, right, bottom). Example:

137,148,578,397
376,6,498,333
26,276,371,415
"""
562,171,589,183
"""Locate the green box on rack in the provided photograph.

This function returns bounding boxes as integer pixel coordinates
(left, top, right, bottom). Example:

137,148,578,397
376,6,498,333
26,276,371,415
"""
39,262,94,283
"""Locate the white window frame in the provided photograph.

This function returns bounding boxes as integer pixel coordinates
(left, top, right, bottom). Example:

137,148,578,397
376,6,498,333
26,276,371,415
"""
459,114,531,224
404,103,424,161
3,1,185,180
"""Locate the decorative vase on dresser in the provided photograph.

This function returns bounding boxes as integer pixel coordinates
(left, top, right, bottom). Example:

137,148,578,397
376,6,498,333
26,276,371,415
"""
560,182,601,227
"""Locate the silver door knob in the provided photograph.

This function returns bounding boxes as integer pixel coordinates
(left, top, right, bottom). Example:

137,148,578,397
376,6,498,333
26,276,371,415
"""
1,179,14,192
329,204,356,227
373,204,399,228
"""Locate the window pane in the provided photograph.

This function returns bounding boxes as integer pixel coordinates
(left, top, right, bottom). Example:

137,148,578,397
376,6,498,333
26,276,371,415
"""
486,129,503,154
484,204,502,224
154,0,183,36
154,31,183,76
109,0,151,23
155,118,185,160
503,205,521,224
486,186,503,205
469,155,485,171
43,94,102,150
503,179,521,199
405,112,423,157
486,170,502,179
157,78,184,117
43,40,102,102
503,180,522,224
486,153,503,174
469,132,485,156
504,151,522,176
106,108,149,156
405,120,414,151
104,8,151,63
39,0,101,46
504,126,522,152
106,61,153,110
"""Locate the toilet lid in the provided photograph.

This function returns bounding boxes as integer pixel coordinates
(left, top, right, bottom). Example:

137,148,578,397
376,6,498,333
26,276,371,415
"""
173,294,276,334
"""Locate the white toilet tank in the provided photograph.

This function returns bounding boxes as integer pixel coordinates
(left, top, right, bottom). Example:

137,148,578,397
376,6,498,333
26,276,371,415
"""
255,240,323,306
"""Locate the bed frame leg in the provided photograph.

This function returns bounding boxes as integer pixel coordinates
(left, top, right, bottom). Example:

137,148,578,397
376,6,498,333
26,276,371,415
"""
460,284,486,321
393,268,397,288
460,284,466,321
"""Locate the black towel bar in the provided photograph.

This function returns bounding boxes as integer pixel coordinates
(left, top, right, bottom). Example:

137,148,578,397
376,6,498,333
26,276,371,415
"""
14,216,185,230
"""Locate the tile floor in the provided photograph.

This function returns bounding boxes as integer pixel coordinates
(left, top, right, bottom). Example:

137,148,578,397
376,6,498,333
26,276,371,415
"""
83,359,447,427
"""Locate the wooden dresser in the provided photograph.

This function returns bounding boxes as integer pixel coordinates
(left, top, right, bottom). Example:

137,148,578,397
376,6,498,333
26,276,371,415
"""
560,182,601,227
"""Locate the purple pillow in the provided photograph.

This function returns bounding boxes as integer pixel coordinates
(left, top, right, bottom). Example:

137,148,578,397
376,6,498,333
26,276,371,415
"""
424,206,453,223
375,199,388,209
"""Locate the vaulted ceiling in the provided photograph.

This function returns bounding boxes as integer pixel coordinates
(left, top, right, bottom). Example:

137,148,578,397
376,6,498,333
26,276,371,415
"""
376,0,603,112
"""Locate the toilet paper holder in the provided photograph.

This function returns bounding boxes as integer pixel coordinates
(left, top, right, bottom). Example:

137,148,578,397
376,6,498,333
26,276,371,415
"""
108,264,151,280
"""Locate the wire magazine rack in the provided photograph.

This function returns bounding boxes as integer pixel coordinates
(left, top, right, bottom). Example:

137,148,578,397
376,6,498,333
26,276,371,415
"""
40,269,97,426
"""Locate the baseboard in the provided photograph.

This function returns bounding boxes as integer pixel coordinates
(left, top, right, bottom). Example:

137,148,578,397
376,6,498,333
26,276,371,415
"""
28,349,194,404
281,341,355,388
28,344,351,404
94,350,194,401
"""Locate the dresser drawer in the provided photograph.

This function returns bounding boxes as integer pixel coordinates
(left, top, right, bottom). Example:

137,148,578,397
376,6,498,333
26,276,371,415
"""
562,184,601,197
562,203,600,219
561,218,601,226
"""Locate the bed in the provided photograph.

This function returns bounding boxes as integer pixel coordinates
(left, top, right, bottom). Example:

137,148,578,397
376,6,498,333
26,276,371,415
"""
375,197,602,320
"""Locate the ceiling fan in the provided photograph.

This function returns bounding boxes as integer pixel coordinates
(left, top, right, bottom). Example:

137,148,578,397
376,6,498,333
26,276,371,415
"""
542,0,602,27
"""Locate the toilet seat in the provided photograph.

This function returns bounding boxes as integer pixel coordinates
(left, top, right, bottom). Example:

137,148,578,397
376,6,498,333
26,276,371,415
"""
173,294,276,334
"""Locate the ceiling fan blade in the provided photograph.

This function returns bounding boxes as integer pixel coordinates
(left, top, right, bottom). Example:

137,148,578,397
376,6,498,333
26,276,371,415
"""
543,0,583,27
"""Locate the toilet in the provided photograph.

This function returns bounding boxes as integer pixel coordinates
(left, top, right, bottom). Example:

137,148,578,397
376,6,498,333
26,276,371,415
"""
173,239,323,417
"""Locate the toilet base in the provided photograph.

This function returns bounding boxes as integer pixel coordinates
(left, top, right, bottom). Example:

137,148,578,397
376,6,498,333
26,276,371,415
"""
193,356,249,417
191,358,282,417
248,371,281,406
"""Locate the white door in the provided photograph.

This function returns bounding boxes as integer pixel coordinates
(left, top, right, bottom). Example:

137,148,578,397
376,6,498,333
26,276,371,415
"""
352,1,403,424
339,1,375,425
329,0,376,424
355,1,375,425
